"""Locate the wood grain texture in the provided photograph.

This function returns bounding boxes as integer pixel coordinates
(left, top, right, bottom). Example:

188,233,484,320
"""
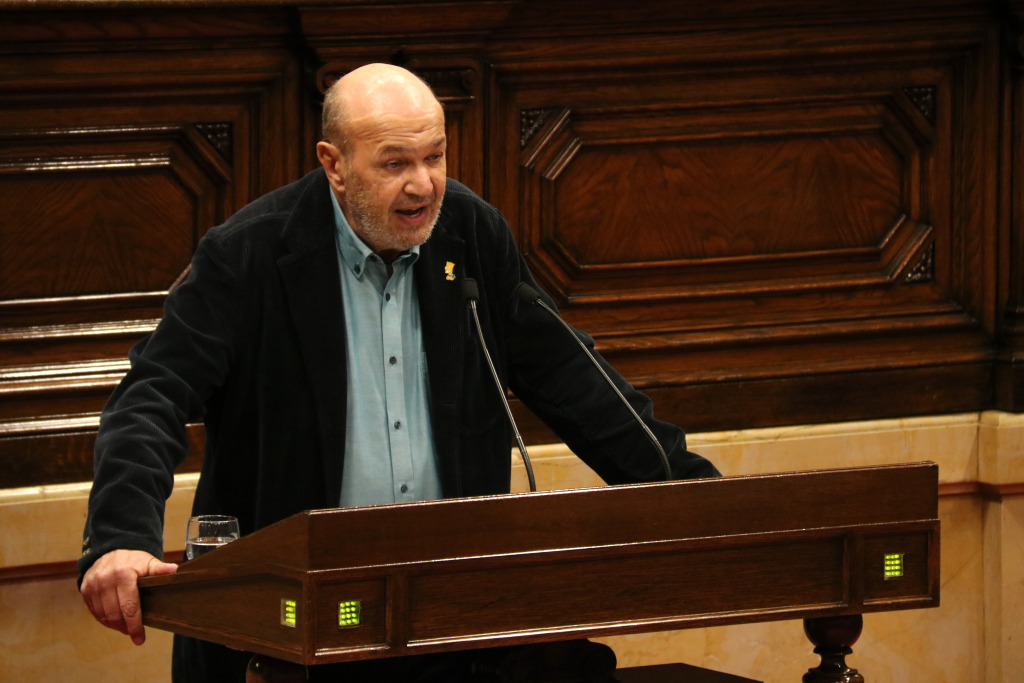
0,0,1021,487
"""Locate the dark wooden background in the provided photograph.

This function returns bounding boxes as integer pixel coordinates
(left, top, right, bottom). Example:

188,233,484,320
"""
1,0,1022,488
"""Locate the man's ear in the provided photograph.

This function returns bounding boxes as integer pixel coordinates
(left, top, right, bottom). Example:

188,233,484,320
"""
316,141,346,193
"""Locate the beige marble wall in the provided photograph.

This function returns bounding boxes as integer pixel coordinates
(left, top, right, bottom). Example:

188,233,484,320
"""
979,411,1024,683
516,413,999,682
2,411,1021,682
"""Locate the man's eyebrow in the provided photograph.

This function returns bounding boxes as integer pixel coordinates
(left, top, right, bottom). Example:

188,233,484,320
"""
379,138,446,155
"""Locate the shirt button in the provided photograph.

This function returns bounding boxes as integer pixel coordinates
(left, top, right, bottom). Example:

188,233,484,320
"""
389,356,397,365
393,420,401,430
385,293,391,302
400,484,409,493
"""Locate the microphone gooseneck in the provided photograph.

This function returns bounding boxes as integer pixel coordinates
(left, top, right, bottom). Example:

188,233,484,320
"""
513,282,673,482
462,278,537,492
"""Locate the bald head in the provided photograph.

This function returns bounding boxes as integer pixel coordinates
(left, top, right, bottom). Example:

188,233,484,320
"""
315,63,447,262
321,64,443,150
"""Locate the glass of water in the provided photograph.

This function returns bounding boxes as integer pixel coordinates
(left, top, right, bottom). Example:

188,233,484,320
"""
185,514,240,560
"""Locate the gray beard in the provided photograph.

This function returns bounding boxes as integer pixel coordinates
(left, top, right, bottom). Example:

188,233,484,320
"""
346,183,442,254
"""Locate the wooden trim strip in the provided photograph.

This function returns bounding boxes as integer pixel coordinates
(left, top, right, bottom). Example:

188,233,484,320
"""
937,481,980,496
0,560,78,585
978,482,1024,501
0,551,185,585
5,481,1023,584
937,481,1024,499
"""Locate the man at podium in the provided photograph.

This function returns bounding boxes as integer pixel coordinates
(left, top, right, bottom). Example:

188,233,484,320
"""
78,63,720,682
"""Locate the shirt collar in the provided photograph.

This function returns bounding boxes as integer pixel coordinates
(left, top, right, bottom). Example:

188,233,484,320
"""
329,187,419,277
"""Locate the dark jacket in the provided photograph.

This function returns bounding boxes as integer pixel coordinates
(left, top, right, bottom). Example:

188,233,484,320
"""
79,169,719,681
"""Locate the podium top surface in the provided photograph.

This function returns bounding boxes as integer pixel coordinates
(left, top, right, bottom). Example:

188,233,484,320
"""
173,461,938,575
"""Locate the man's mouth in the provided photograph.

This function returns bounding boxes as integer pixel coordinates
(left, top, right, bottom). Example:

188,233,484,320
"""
396,207,426,218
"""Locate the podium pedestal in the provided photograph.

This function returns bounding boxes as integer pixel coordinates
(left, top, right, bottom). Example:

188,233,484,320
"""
246,651,763,683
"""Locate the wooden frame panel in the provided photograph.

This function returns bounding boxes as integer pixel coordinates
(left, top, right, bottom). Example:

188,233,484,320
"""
0,0,1021,487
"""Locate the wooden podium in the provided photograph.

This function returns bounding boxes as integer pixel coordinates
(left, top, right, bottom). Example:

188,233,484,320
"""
139,463,940,681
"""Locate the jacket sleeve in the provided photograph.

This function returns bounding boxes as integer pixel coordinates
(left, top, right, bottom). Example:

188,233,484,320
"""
506,285,720,483
463,192,720,484
77,232,244,580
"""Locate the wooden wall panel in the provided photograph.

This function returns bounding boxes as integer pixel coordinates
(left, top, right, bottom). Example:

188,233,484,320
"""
481,2,1006,436
0,8,303,485
0,0,1021,486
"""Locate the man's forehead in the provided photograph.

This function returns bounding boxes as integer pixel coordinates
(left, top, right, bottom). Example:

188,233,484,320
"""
351,115,446,151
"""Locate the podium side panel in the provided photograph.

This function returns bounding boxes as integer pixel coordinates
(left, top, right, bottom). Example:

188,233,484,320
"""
405,538,846,645
142,572,306,661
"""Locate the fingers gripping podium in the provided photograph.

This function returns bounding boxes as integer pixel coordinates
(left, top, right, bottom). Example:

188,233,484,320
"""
139,463,940,682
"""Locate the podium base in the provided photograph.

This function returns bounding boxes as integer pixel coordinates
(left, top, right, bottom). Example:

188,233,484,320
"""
470,639,617,682
247,650,761,683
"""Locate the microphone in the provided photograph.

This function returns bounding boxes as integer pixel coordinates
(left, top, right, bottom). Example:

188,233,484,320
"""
462,278,537,492
513,282,673,482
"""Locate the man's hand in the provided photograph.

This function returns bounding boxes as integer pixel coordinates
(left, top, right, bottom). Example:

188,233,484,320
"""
80,549,178,645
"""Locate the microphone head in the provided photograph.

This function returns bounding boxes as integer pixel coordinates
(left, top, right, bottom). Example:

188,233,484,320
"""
462,277,480,303
514,282,542,306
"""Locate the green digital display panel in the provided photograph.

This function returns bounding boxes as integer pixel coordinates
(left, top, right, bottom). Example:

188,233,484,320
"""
281,599,297,628
883,552,904,580
338,600,362,629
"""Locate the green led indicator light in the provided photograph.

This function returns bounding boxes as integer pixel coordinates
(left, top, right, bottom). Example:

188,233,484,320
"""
883,553,904,580
281,599,298,628
338,600,362,629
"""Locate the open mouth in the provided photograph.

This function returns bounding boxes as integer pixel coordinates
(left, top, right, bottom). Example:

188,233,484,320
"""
396,207,426,218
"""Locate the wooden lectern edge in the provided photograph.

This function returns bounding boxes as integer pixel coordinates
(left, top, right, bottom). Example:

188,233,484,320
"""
298,459,938,509
137,462,940,668
269,461,939,527
302,594,942,666
141,521,940,665
141,565,305,588
144,613,306,661
315,517,942,576
140,516,939,586
191,460,939,567
140,458,939,555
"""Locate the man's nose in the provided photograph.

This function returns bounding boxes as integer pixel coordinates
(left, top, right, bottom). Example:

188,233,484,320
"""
405,164,434,197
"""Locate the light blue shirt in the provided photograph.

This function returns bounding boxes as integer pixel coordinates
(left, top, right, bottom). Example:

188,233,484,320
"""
330,190,442,507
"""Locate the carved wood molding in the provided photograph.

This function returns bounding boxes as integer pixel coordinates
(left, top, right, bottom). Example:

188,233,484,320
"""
903,86,937,124
484,21,995,429
514,87,941,303
520,108,559,149
195,122,234,160
0,121,235,465
0,0,1016,484
904,242,935,283
0,124,229,309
